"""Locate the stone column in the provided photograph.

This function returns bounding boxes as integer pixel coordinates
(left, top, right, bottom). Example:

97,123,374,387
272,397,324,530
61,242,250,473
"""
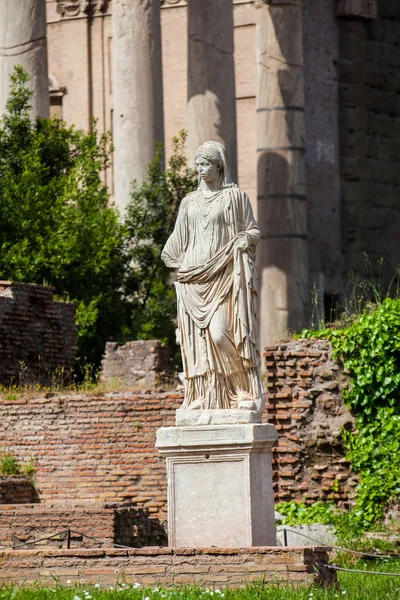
187,0,237,182
303,0,342,324
0,0,49,118
112,0,164,213
256,0,309,350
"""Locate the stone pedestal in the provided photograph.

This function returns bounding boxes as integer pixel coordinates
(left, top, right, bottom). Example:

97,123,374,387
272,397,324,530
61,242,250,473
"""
156,423,278,548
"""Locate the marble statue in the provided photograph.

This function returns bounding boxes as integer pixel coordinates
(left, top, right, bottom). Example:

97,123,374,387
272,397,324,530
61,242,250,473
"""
161,141,264,416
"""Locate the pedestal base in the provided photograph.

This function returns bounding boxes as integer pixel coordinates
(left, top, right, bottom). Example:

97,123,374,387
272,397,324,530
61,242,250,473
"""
175,408,260,426
156,423,278,548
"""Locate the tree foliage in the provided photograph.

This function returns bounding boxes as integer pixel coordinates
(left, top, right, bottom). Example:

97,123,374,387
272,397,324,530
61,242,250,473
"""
0,67,127,367
0,68,196,371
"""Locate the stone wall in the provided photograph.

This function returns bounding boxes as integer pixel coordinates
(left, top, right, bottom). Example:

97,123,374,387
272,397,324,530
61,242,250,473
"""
0,391,181,518
338,2,400,285
0,281,77,386
0,546,335,587
0,476,37,505
100,341,176,389
0,502,167,549
0,338,359,525
264,338,358,506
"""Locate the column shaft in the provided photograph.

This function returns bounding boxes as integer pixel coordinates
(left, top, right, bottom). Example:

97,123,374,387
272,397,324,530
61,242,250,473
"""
0,0,49,118
256,0,309,349
112,0,164,212
187,0,237,181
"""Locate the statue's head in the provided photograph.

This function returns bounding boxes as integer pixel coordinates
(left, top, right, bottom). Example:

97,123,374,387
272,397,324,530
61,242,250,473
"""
194,141,235,189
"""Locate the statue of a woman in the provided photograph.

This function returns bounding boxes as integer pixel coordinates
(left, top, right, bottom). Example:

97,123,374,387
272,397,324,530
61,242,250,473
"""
161,141,264,415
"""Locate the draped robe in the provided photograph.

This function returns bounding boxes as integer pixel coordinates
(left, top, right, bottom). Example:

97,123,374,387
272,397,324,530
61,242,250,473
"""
161,187,263,410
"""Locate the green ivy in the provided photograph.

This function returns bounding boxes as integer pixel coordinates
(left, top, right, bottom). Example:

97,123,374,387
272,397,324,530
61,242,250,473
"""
275,501,337,526
301,298,400,528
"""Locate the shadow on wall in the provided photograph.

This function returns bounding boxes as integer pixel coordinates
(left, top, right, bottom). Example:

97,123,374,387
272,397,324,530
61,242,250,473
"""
114,504,168,547
187,0,237,179
0,475,40,505
256,2,308,346
257,150,308,341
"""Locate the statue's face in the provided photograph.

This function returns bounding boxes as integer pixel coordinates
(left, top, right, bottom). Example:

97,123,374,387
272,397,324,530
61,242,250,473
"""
195,156,220,184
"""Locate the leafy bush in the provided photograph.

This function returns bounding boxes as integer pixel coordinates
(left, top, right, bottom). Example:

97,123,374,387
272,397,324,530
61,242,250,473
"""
301,298,400,527
0,452,21,475
275,501,337,526
0,67,127,368
0,68,197,375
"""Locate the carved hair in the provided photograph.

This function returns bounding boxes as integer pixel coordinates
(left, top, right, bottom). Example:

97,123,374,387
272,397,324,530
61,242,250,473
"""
195,141,237,189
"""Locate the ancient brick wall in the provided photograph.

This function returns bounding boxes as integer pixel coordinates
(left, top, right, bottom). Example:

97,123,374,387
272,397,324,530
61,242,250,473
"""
0,502,167,549
0,546,334,587
0,281,77,386
337,2,400,284
0,339,359,524
0,392,182,520
0,476,37,505
264,338,358,506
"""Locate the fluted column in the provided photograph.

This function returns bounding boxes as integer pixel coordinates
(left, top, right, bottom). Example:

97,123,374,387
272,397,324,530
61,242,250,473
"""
0,0,49,118
112,0,164,213
256,0,309,350
187,0,237,181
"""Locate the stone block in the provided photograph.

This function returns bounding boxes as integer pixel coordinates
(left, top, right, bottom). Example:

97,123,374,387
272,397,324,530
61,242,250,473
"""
100,341,176,389
276,524,337,547
156,423,278,548
175,409,260,427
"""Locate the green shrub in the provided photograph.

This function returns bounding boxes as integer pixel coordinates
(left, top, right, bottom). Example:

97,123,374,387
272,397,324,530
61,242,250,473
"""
0,452,21,475
301,298,400,528
0,67,126,368
275,501,337,526
0,68,198,375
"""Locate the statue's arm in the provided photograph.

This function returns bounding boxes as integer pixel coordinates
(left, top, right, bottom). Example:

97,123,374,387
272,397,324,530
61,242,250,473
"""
232,190,260,252
242,191,260,244
161,197,188,268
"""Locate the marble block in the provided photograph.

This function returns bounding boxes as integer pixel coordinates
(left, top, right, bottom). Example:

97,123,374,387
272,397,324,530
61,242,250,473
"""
175,408,261,426
156,423,278,548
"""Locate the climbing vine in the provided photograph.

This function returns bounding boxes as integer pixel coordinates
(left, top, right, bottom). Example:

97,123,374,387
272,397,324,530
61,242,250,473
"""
302,298,400,527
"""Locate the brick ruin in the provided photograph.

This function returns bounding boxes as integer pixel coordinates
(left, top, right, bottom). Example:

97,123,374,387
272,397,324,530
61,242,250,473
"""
264,339,358,506
0,546,334,587
0,476,37,505
0,502,167,549
0,391,181,509
0,338,358,551
0,281,77,386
